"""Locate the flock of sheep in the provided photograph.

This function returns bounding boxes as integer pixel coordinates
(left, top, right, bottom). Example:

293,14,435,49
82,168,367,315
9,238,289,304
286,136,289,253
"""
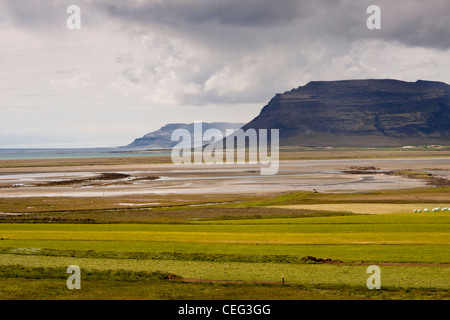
413,207,449,213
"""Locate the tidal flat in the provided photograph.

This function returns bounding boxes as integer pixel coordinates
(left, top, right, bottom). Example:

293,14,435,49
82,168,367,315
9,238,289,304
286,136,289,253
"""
3,157,450,198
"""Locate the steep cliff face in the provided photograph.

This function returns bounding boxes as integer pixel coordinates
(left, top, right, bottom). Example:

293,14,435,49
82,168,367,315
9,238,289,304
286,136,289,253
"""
242,79,450,147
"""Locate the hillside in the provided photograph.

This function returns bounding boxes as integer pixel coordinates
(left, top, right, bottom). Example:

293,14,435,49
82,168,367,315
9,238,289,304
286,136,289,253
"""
242,79,450,147
125,122,245,149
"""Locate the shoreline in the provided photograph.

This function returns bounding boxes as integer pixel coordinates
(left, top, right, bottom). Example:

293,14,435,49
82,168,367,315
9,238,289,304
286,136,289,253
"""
1,149,450,169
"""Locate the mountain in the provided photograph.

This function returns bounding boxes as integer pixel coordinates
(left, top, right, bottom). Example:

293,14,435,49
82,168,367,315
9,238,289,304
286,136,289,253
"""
124,122,245,149
241,79,450,147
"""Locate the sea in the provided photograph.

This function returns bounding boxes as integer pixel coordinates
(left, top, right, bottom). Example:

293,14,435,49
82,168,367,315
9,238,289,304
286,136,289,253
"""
0,148,171,160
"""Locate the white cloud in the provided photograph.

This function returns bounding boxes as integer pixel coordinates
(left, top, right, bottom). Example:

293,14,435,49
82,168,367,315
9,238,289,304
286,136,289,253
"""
0,0,449,147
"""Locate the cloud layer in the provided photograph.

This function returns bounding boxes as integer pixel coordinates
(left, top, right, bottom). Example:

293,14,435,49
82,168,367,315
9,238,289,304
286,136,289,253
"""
0,0,449,147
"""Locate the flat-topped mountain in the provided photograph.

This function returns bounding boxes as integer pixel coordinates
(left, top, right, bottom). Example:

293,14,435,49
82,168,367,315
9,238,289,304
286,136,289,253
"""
242,79,450,147
125,122,245,149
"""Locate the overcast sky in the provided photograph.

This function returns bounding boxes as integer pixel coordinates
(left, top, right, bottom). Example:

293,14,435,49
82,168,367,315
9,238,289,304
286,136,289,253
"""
1,0,449,148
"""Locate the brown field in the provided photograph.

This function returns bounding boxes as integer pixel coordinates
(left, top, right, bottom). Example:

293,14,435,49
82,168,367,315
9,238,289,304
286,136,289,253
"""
272,203,450,215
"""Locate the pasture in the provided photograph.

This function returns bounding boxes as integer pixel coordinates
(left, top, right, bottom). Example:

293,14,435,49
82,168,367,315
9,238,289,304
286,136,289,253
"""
0,209,449,298
1,154,449,299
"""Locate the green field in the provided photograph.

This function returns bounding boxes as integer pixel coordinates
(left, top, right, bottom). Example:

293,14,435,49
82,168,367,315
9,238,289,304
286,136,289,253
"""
1,157,450,299
0,255,448,289
1,212,449,260
0,210,449,298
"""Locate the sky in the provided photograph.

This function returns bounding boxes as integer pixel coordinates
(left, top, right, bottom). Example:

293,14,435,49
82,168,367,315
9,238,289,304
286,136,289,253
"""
0,0,449,148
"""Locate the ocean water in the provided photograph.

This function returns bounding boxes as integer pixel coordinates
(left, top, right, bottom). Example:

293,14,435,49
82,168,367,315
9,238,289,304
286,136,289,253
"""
0,148,171,160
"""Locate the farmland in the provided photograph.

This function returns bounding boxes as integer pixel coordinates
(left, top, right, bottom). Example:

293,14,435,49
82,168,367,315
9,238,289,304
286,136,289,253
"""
0,206,449,299
0,156,449,300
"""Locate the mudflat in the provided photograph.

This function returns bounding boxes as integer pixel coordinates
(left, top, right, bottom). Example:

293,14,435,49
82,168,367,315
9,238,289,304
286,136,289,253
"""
1,158,449,197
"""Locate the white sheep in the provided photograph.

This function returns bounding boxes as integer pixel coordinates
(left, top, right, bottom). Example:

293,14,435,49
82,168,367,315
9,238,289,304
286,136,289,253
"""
432,208,440,212
424,209,430,212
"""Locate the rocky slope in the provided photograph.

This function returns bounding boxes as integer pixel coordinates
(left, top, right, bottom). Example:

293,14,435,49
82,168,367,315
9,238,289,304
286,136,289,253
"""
242,79,450,147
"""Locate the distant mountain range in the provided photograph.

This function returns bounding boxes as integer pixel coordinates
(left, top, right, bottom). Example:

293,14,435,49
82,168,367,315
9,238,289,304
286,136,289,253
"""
241,79,450,147
124,122,245,149
125,79,450,149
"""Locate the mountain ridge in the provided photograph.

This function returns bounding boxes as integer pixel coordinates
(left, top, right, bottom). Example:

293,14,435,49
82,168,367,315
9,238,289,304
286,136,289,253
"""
124,122,245,149
241,79,450,147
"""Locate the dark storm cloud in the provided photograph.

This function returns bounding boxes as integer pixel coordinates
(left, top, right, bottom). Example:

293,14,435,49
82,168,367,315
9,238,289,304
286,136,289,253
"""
102,0,303,27
380,1,450,49
98,0,450,50
1,0,450,148
1,0,449,49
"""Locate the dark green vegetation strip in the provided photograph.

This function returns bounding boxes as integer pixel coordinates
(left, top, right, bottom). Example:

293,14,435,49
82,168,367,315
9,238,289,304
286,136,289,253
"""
1,185,449,217
0,277,440,301
0,247,340,264
0,207,356,224
0,265,176,282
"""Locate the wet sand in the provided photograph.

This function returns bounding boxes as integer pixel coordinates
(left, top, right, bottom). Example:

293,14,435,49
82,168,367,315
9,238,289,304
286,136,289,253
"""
0,158,449,197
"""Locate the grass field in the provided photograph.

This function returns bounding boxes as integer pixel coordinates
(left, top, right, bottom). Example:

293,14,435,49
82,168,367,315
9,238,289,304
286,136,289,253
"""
0,153,449,300
2,267,446,300
0,255,448,289
0,209,449,299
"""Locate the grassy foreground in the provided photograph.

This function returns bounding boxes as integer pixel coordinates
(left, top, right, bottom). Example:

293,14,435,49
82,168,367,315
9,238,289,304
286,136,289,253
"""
0,207,449,299
1,269,446,300
0,153,449,299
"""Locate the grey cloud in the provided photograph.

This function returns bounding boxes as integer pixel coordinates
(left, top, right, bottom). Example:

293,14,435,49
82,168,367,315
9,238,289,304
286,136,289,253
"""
115,52,134,64
122,67,145,84
0,0,67,29
2,0,450,148
102,0,303,28
0,0,106,30
97,0,450,50
1,0,449,50
3,0,450,107
329,0,450,50
380,1,450,49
